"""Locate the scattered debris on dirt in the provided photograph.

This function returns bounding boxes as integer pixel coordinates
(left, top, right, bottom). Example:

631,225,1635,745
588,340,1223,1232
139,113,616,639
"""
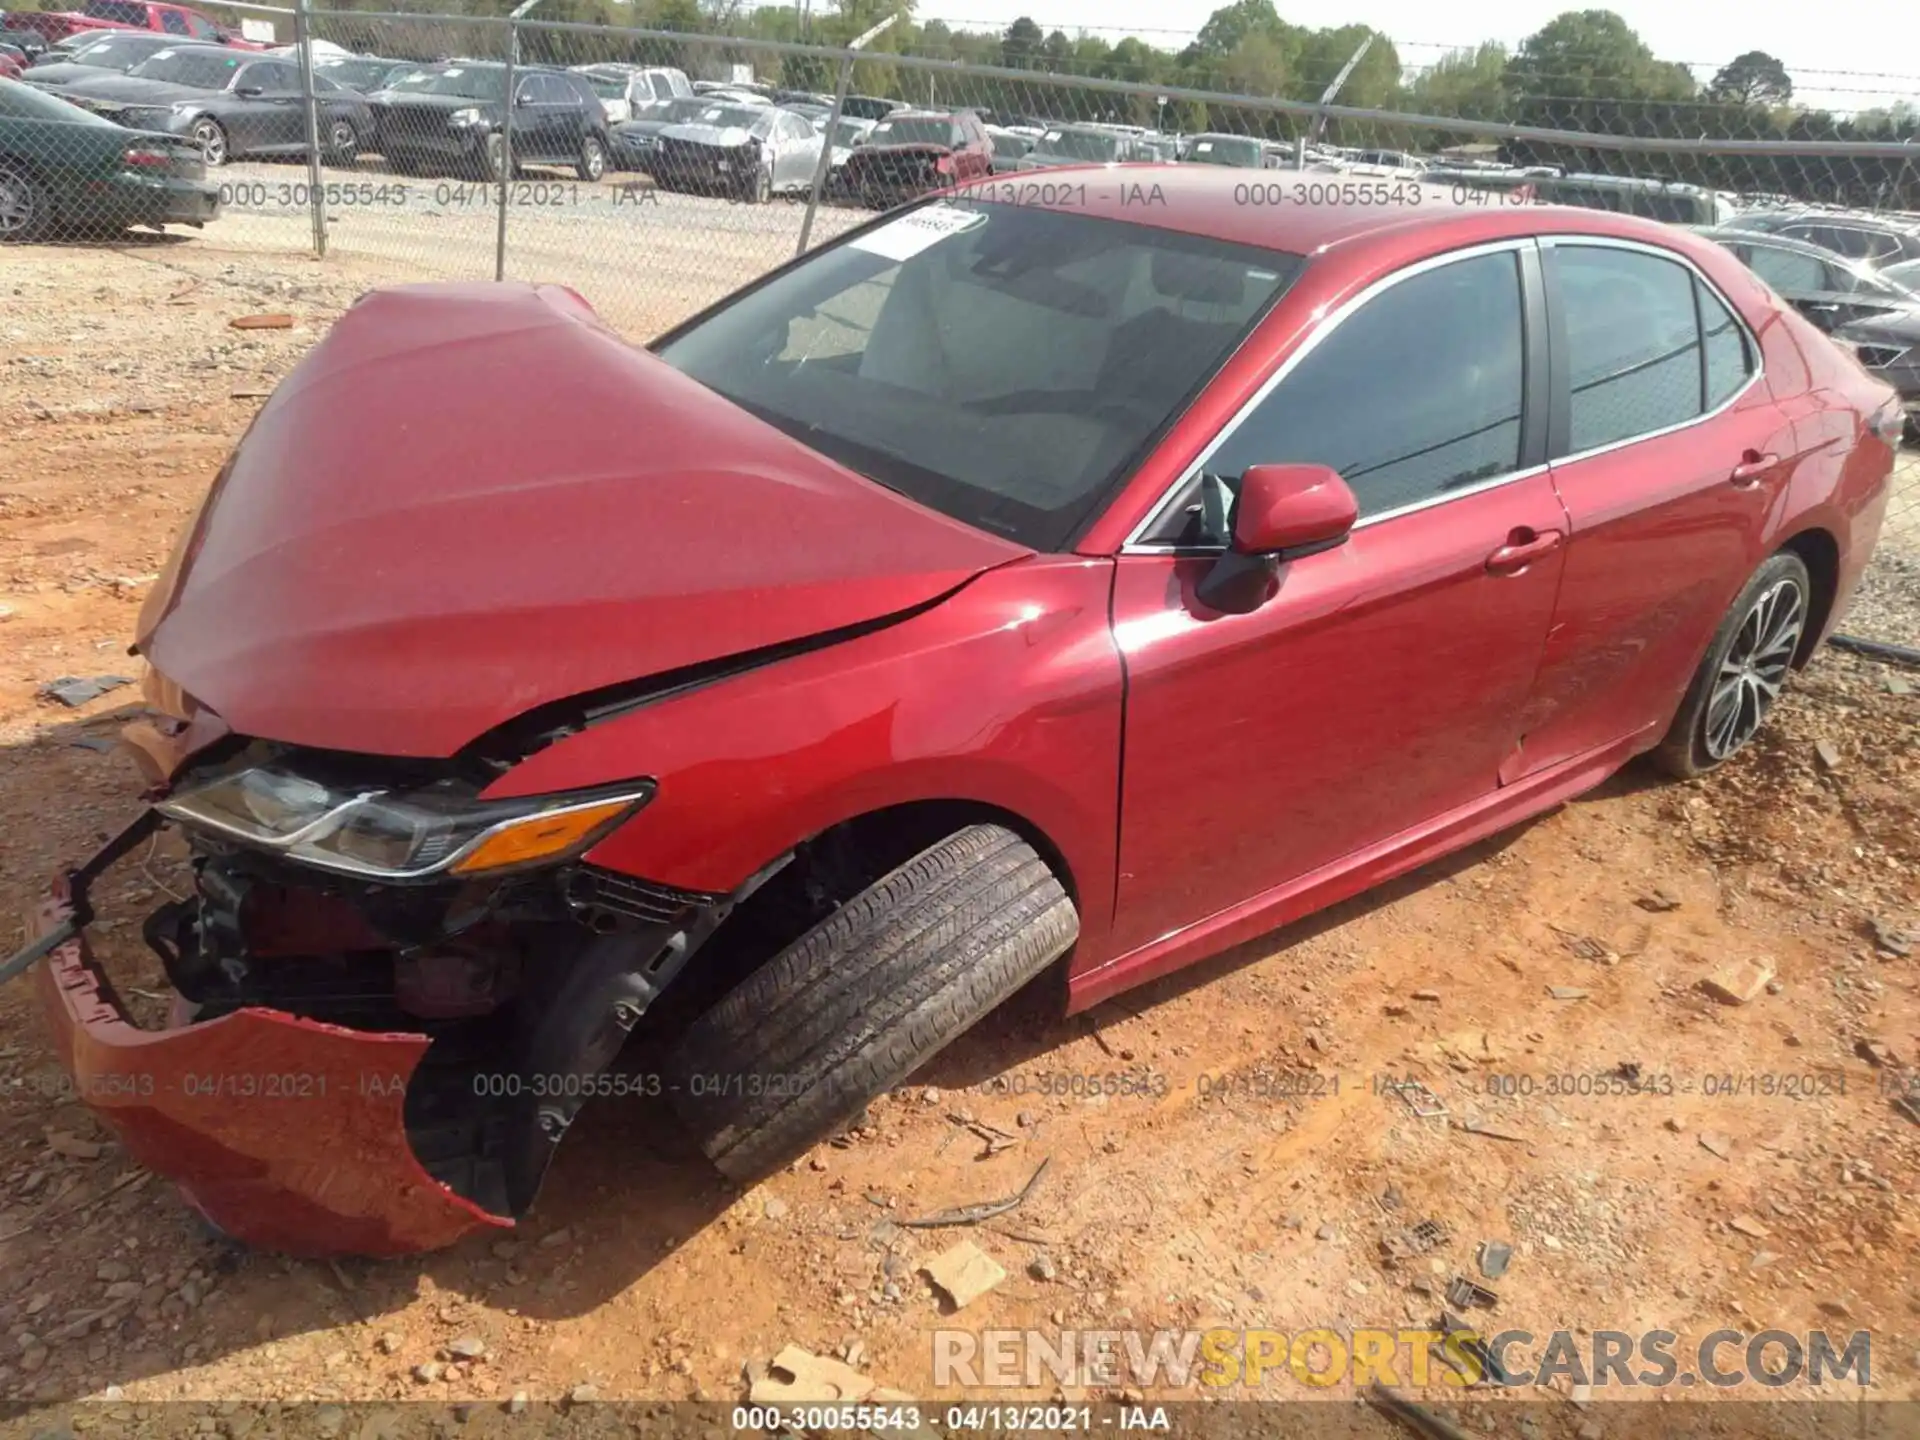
921,1241,1006,1311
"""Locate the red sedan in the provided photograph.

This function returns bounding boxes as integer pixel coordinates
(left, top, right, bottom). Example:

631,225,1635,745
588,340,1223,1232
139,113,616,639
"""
13,169,1898,1255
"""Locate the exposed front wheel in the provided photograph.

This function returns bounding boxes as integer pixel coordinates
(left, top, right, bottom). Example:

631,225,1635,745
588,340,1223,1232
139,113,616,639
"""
190,117,228,167
668,824,1078,1181
1652,551,1811,778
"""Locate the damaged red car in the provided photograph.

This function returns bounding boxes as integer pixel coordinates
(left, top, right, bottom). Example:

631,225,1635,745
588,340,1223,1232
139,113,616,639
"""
14,170,1899,1257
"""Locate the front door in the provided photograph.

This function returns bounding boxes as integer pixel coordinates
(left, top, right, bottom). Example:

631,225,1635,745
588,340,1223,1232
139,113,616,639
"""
1110,242,1566,956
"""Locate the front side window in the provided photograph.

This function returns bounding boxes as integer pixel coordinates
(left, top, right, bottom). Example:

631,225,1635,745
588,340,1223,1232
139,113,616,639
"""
185,11,219,37
82,0,149,23
657,202,1301,549
159,10,189,34
1554,245,1704,453
1189,250,1525,530
392,65,504,102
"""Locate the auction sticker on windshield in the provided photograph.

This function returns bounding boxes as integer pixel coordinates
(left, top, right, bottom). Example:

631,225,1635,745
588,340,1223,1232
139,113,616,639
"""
849,203,989,263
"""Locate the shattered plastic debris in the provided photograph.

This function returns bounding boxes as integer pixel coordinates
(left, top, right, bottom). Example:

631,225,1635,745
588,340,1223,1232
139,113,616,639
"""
39,675,134,708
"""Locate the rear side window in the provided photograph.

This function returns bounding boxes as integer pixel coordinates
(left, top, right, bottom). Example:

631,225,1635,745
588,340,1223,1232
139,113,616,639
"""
1205,250,1526,521
1743,242,1828,294
1554,245,1703,453
1697,279,1752,410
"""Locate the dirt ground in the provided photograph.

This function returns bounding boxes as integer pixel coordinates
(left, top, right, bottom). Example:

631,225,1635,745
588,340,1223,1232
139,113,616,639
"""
0,235,1917,1432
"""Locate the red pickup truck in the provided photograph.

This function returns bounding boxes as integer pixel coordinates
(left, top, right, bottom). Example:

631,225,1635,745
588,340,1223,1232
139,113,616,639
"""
11,0,269,49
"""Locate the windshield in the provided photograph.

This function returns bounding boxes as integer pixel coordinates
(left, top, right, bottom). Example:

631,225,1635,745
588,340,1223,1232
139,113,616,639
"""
830,118,870,146
989,132,1028,158
1187,136,1261,167
389,64,503,101
656,200,1301,549
1037,128,1121,161
316,57,396,88
67,34,171,70
579,74,625,99
869,116,952,146
0,76,118,124
682,103,764,132
840,96,895,121
127,49,243,89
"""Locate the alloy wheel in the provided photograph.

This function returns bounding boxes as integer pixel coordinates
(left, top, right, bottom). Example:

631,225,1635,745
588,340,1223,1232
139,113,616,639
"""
192,119,227,167
0,165,40,239
1702,576,1805,760
327,119,357,159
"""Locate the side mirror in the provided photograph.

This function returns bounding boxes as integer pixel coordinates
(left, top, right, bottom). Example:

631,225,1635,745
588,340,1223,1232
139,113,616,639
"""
515,92,535,106
234,84,262,97
1195,463,1357,615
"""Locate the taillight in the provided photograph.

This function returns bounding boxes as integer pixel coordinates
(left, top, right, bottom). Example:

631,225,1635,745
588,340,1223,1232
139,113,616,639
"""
122,144,172,169
1869,396,1905,447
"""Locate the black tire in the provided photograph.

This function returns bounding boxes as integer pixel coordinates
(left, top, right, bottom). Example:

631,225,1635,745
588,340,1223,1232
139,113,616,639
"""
669,824,1078,1181
576,133,606,182
1652,550,1811,779
0,161,51,242
477,132,505,182
742,163,771,204
190,117,228,168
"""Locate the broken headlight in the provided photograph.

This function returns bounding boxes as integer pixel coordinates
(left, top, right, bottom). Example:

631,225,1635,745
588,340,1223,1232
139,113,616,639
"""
156,766,652,882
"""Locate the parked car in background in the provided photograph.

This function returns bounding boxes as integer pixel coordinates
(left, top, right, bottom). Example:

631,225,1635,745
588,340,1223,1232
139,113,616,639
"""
1701,227,1920,439
1720,207,1920,267
313,53,416,95
568,63,692,125
823,112,874,182
0,22,47,61
1183,132,1264,168
1884,257,1920,292
20,29,181,86
605,91,711,172
650,101,821,203
0,74,216,239
371,63,609,181
1528,173,1736,226
52,46,371,165
20,174,1895,1257
985,123,1030,174
9,0,264,50
838,107,989,208
1020,123,1141,168
838,93,902,122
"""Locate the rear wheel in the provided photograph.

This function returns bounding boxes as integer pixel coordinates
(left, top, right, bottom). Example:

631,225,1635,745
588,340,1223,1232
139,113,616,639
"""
668,824,1078,1181
576,133,606,182
323,117,358,165
189,117,228,167
1653,551,1810,778
0,162,50,242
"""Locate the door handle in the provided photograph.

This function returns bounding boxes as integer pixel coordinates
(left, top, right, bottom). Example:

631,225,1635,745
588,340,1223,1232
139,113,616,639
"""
1730,451,1780,487
1484,527,1564,575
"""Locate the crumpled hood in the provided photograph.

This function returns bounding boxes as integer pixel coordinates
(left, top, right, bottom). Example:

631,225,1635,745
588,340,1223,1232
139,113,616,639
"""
140,282,1027,758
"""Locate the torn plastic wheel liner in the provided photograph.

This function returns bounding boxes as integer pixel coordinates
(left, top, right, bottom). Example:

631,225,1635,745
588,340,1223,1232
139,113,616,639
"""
11,807,743,1258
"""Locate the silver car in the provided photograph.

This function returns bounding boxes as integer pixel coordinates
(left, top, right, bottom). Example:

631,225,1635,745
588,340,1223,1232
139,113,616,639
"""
650,102,823,203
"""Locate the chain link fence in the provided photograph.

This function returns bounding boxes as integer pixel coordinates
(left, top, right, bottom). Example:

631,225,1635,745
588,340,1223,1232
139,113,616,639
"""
3,7,1917,649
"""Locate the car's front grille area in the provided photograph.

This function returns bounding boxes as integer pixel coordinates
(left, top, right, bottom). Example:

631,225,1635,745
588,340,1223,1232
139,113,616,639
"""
566,866,718,928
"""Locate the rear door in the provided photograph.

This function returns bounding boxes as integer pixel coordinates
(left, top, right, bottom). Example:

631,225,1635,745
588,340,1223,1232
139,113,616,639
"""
1514,237,1791,774
1109,241,1567,957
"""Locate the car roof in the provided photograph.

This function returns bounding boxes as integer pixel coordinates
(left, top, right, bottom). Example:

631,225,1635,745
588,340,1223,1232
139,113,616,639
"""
1742,208,1919,235
947,164,1727,258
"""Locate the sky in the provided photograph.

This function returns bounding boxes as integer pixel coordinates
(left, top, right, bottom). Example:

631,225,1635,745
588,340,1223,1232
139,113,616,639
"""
905,0,1920,113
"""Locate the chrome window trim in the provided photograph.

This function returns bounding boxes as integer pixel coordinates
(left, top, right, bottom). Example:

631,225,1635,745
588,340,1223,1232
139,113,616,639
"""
1120,230,1763,555
1537,233,1764,469
1121,237,1535,552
